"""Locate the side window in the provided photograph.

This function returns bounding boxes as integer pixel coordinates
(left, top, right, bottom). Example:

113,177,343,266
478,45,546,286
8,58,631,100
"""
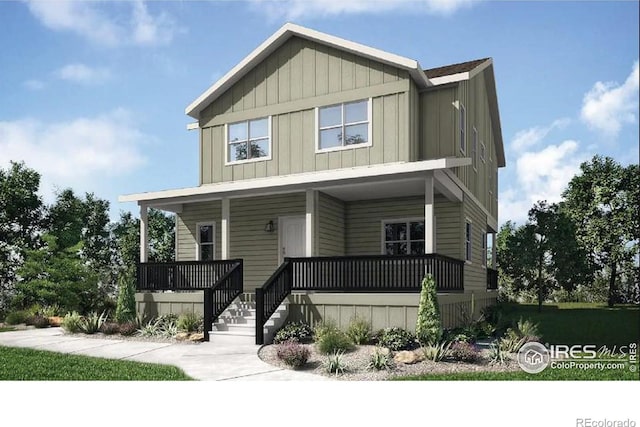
465,220,472,262
472,127,478,171
383,220,425,255
197,222,215,261
459,104,466,154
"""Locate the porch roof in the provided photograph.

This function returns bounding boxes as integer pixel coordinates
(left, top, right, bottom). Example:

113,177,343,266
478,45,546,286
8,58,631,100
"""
118,157,470,209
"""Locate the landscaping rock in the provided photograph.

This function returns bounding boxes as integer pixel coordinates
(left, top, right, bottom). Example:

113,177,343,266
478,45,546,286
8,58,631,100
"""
175,332,190,341
188,333,205,342
413,349,426,362
48,316,63,327
394,350,419,364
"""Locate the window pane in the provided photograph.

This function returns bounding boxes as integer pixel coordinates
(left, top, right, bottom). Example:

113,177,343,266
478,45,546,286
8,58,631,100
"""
345,100,367,123
385,242,407,255
229,142,248,161
228,122,247,142
385,223,407,241
410,222,425,240
320,127,342,149
249,118,268,139
319,105,342,128
200,244,214,261
249,139,269,158
199,225,213,243
344,123,368,145
410,242,425,255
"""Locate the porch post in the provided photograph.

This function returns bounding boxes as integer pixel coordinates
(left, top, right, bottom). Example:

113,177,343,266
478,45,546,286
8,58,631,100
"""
305,189,315,257
221,198,230,260
139,204,149,262
424,174,435,254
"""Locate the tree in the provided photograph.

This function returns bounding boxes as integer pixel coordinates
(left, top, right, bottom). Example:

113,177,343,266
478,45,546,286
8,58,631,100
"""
115,265,136,323
501,201,591,311
562,156,639,306
415,274,442,345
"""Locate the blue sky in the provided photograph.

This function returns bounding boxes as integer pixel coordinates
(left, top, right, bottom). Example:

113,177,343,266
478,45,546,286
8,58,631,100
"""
0,0,638,225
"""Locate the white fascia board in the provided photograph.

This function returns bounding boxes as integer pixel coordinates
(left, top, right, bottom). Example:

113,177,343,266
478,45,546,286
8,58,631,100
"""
118,158,471,204
429,72,470,85
186,122,199,131
468,58,493,79
185,23,429,118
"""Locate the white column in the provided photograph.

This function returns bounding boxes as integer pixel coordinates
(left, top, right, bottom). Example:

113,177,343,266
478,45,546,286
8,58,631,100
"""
425,174,435,254
491,232,497,268
139,204,149,262
221,198,230,260
305,189,315,257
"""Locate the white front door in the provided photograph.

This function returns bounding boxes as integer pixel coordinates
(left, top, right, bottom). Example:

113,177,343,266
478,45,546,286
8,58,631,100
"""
279,216,306,263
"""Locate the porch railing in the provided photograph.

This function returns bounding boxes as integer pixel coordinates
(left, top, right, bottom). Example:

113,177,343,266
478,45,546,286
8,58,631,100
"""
136,260,240,291
203,260,244,341
255,254,464,344
487,267,498,290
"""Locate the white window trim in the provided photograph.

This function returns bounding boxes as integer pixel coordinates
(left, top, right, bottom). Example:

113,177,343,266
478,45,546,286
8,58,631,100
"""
195,221,216,261
472,127,478,172
315,98,373,153
380,217,426,255
224,116,272,166
459,103,466,154
481,231,487,268
464,218,472,264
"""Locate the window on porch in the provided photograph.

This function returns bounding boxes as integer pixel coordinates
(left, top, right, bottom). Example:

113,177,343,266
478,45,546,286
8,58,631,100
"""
465,221,472,262
383,220,425,255
197,223,215,261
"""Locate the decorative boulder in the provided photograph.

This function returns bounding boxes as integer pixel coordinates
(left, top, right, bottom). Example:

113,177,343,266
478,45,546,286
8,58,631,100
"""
175,332,190,341
394,350,419,365
188,333,205,342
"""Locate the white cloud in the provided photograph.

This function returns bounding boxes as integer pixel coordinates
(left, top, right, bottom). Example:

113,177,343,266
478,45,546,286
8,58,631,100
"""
55,63,111,85
26,0,178,47
24,79,45,90
510,118,570,152
0,109,148,200
581,60,639,137
250,0,476,19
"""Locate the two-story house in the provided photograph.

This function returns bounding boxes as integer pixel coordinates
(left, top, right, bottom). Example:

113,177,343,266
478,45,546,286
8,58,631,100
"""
120,23,505,344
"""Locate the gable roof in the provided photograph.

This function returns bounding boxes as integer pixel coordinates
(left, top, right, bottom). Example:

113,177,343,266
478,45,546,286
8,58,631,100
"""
185,23,431,119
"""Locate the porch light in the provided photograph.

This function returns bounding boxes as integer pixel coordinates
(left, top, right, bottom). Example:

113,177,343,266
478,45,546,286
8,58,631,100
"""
264,220,275,233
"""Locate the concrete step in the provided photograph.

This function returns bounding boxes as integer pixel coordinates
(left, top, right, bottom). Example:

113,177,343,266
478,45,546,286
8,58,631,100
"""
208,331,256,346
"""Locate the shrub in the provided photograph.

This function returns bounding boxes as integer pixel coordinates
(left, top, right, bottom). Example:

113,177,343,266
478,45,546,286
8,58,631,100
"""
4,310,30,325
32,315,50,328
488,342,508,366
368,347,393,371
422,341,451,362
325,351,346,376
415,274,442,345
345,316,371,345
276,341,311,368
516,318,541,341
79,312,107,334
499,328,526,353
376,327,417,351
273,321,313,344
41,305,61,317
138,318,162,337
449,341,480,363
61,311,83,333
119,321,138,336
115,266,136,323
316,329,354,355
100,322,121,335
313,319,339,343
160,322,178,338
177,312,202,333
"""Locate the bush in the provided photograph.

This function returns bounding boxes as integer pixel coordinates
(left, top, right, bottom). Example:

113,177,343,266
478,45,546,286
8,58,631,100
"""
41,305,61,317
376,327,417,351
422,341,451,362
177,312,202,333
62,311,83,333
325,351,346,376
345,316,371,345
368,347,393,371
499,328,526,353
4,310,30,325
415,274,442,345
313,319,339,343
488,342,508,366
100,322,121,335
316,329,354,355
273,321,313,344
115,266,136,323
449,341,480,363
79,312,107,334
515,318,540,341
32,315,50,328
138,318,162,337
119,322,138,336
276,341,311,368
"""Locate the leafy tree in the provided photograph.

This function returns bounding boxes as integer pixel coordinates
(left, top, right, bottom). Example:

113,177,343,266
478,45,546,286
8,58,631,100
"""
115,265,136,323
562,156,639,306
415,274,442,345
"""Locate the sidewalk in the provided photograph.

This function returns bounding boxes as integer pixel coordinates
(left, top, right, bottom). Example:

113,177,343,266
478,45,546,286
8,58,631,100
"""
0,327,329,381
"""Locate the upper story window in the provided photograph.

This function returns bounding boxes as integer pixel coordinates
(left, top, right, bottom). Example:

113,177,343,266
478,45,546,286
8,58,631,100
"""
317,99,371,152
383,220,425,255
472,127,478,171
459,103,466,154
227,117,270,164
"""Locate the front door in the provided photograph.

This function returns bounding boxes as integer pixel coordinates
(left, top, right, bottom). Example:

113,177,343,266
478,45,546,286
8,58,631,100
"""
279,216,306,263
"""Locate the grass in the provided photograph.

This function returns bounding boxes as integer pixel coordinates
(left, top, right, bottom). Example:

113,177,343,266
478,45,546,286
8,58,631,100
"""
498,302,639,347
0,345,193,380
0,326,17,333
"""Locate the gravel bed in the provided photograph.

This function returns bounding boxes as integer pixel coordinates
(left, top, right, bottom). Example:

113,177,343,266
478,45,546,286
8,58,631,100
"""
258,343,520,380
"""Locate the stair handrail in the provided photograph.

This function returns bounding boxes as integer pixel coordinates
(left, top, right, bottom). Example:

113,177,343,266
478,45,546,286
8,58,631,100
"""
203,260,244,341
255,259,292,345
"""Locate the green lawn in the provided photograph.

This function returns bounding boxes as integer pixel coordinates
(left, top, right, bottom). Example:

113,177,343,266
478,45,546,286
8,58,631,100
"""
498,302,639,347
0,326,16,333
0,345,193,380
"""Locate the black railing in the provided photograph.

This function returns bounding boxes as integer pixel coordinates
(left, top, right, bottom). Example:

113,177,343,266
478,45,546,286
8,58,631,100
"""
255,260,293,345
255,254,464,344
136,260,240,291
203,260,243,341
487,267,498,290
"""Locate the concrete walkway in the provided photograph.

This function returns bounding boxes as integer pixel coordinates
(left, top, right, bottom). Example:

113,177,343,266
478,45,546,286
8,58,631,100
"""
0,328,329,381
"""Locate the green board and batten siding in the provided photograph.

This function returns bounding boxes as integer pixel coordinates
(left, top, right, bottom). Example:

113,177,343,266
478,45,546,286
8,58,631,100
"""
198,36,412,185
463,194,489,292
176,201,222,261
